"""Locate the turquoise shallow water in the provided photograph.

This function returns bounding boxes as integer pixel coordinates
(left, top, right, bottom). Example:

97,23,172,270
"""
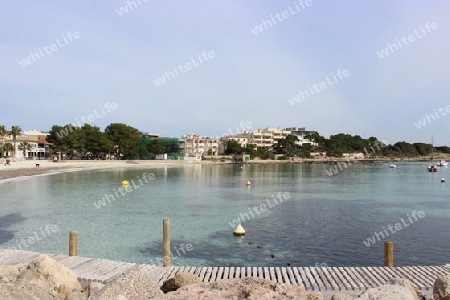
0,162,449,267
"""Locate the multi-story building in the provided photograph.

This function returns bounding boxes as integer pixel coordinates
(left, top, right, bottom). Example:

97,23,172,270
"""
282,127,317,146
3,129,50,159
242,128,290,149
182,134,219,156
222,136,248,148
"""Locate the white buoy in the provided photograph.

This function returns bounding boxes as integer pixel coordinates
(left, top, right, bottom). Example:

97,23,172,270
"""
233,224,246,235
246,181,251,186
441,178,445,183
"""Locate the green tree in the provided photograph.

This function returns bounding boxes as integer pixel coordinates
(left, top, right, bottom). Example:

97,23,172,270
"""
224,140,242,155
10,125,22,158
18,142,32,159
105,123,141,159
273,135,299,157
3,143,13,157
0,125,8,157
147,139,166,155
80,124,113,159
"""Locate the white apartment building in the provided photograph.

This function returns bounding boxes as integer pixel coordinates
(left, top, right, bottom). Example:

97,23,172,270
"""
182,134,219,156
222,136,248,148
242,128,290,149
3,129,50,159
283,127,318,146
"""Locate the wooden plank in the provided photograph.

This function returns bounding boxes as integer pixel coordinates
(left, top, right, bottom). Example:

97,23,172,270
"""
313,267,331,290
332,267,351,290
298,268,312,290
367,267,389,285
246,267,252,278
310,267,326,290
346,267,367,290
339,267,359,290
286,267,297,285
292,267,306,289
252,267,258,278
217,267,224,280
280,267,290,284
275,267,283,283
227,267,234,280
269,267,276,282
257,267,263,279
327,267,346,291
209,267,218,282
361,267,383,287
234,267,240,279
241,267,247,278
199,267,208,282
305,267,319,291
263,267,270,281
404,266,426,290
321,267,339,291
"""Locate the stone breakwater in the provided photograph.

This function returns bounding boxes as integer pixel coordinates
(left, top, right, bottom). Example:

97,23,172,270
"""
0,254,449,299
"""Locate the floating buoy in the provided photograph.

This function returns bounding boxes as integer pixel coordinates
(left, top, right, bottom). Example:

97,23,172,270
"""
246,181,251,186
233,224,246,235
122,180,129,185
441,178,445,183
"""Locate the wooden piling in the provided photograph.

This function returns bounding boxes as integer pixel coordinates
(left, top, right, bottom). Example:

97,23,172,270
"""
384,242,393,267
163,218,170,267
69,231,78,256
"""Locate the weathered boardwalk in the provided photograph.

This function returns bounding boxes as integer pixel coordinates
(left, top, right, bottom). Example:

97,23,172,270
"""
1,249,448,292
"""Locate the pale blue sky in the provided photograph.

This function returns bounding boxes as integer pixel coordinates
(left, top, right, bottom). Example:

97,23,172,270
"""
1,0,449,144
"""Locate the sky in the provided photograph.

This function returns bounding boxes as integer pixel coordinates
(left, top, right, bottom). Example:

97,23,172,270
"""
1,0,449,145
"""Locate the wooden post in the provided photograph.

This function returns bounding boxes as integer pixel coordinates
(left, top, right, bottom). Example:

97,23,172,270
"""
163,218,170,267
384,242,393,267
69,231,78,256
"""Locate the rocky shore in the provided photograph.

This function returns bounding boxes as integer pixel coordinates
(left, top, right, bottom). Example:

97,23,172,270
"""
1,255,449,300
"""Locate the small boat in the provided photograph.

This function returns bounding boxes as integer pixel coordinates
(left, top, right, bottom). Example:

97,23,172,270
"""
389,164,396,168
428,165,438,172
437,160,448,167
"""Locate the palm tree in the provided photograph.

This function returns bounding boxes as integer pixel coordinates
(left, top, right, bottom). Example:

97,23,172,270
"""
0,125,7,158
10,125,22,158
3,143,13,157
18,142,32,159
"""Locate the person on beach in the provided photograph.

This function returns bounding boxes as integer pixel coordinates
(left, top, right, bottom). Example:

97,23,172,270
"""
5,159,10,166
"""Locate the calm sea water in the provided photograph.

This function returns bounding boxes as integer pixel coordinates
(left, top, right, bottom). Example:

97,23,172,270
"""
0,162,449,267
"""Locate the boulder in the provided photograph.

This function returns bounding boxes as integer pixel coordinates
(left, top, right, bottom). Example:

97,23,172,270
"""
18,254,81,299
358,284,418,300
88,282,105,295
153,276,324,299
389,278,420,300
433,274,450,300
0,282,58,300
0,266,20,283
161,272,200,293
91,268,163,300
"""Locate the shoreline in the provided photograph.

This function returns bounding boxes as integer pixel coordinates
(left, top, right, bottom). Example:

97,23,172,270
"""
0,156,447,183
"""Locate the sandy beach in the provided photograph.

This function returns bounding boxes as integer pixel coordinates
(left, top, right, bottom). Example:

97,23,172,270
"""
0,159,195,182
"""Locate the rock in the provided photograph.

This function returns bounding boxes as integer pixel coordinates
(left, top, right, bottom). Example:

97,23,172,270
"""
389,278,420,300
331,294,353,300
18,254,81,299
358,284,418,300
0,266,20,283
0,282,59,300
91,268,163,300
88,282,105,295
161,272,200,293
433,274,450,300
153,276,324,299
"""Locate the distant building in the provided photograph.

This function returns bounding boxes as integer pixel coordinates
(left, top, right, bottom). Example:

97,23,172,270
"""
282,127,317,146
4,129,50,159
182,134,219,156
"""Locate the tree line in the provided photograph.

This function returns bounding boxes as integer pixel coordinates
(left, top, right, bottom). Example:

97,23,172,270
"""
224,132,449,159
